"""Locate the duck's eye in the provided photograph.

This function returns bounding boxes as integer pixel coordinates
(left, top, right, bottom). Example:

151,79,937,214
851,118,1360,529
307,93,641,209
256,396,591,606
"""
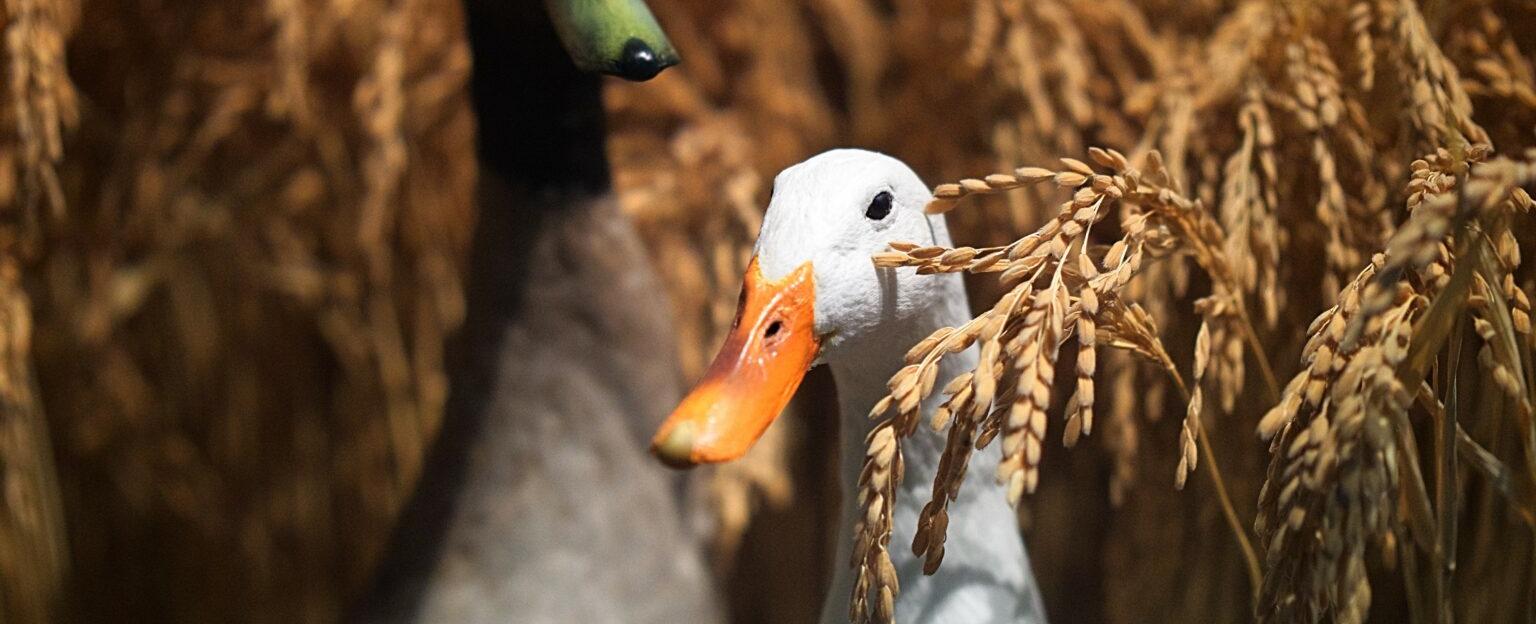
865,191,893,220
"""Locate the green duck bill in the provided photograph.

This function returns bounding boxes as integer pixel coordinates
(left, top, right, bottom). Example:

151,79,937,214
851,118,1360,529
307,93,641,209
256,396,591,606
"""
544,0,680,81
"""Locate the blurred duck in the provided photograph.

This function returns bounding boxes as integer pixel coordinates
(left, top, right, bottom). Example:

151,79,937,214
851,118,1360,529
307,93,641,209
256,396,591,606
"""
652,150,1048,623
353,1,717,622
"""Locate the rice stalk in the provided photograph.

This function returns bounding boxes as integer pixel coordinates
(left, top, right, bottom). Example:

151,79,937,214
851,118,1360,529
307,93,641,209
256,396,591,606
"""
598,0,1536,622
859,148,1276,621
810,1,1536,621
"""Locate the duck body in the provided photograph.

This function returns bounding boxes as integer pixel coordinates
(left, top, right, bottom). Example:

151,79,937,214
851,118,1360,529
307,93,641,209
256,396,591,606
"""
654,149,1047,623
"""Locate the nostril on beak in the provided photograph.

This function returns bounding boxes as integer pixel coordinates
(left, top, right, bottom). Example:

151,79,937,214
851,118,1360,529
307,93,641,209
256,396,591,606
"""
614,38,673,81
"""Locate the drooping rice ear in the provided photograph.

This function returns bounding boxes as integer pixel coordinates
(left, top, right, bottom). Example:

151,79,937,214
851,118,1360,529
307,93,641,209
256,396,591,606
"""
543,0,680,81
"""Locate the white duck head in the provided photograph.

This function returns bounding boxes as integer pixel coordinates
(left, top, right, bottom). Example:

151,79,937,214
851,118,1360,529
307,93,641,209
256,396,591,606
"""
651,149,1045,624
651,148,961,467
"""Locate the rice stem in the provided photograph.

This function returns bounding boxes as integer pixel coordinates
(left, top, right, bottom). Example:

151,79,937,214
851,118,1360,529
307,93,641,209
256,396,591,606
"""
1159,355,1264,601
1232,300,1282,401
1197,423,1263,601
1435,315,1462,624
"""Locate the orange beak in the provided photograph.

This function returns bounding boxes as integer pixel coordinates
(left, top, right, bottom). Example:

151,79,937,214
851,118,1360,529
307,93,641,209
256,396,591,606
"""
651,257,819,468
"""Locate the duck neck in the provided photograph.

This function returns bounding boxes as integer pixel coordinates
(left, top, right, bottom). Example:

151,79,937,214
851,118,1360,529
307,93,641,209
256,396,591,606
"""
825,283,975,497
819,273,1040,623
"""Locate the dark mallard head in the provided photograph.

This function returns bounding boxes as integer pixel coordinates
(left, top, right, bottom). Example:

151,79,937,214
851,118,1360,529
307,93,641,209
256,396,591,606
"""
545,0,679,81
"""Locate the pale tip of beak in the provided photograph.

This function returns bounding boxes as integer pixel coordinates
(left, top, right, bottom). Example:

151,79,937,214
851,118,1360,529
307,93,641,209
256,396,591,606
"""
652,420,698,469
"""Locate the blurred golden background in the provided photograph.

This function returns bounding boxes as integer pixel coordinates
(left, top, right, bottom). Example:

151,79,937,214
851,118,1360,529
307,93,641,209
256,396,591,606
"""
1,0,1533,623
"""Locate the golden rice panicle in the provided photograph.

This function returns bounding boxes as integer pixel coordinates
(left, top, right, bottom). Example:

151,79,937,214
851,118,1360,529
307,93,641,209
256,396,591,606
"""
1255,254,1421,624
1219,85,1282,325
805,0,1536,618
926,166,1060,215
1,0,78,227
1280,34,1357,296
1256,140,1535,623
883,147,1282,596
0,3,77,622
919,147,1261,501
849,423,901,624
1349,150,1535,350
853,306,996,623
1175,318,1208,490
913,291,1025,576
1348,1,1374,91
997,283,1064,505
1064,270,1098,448
1468,209,1533,418
1381,0,1490,146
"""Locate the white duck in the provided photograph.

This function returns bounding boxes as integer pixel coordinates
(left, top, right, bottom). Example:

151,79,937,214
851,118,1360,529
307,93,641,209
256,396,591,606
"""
652,149,1048,623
